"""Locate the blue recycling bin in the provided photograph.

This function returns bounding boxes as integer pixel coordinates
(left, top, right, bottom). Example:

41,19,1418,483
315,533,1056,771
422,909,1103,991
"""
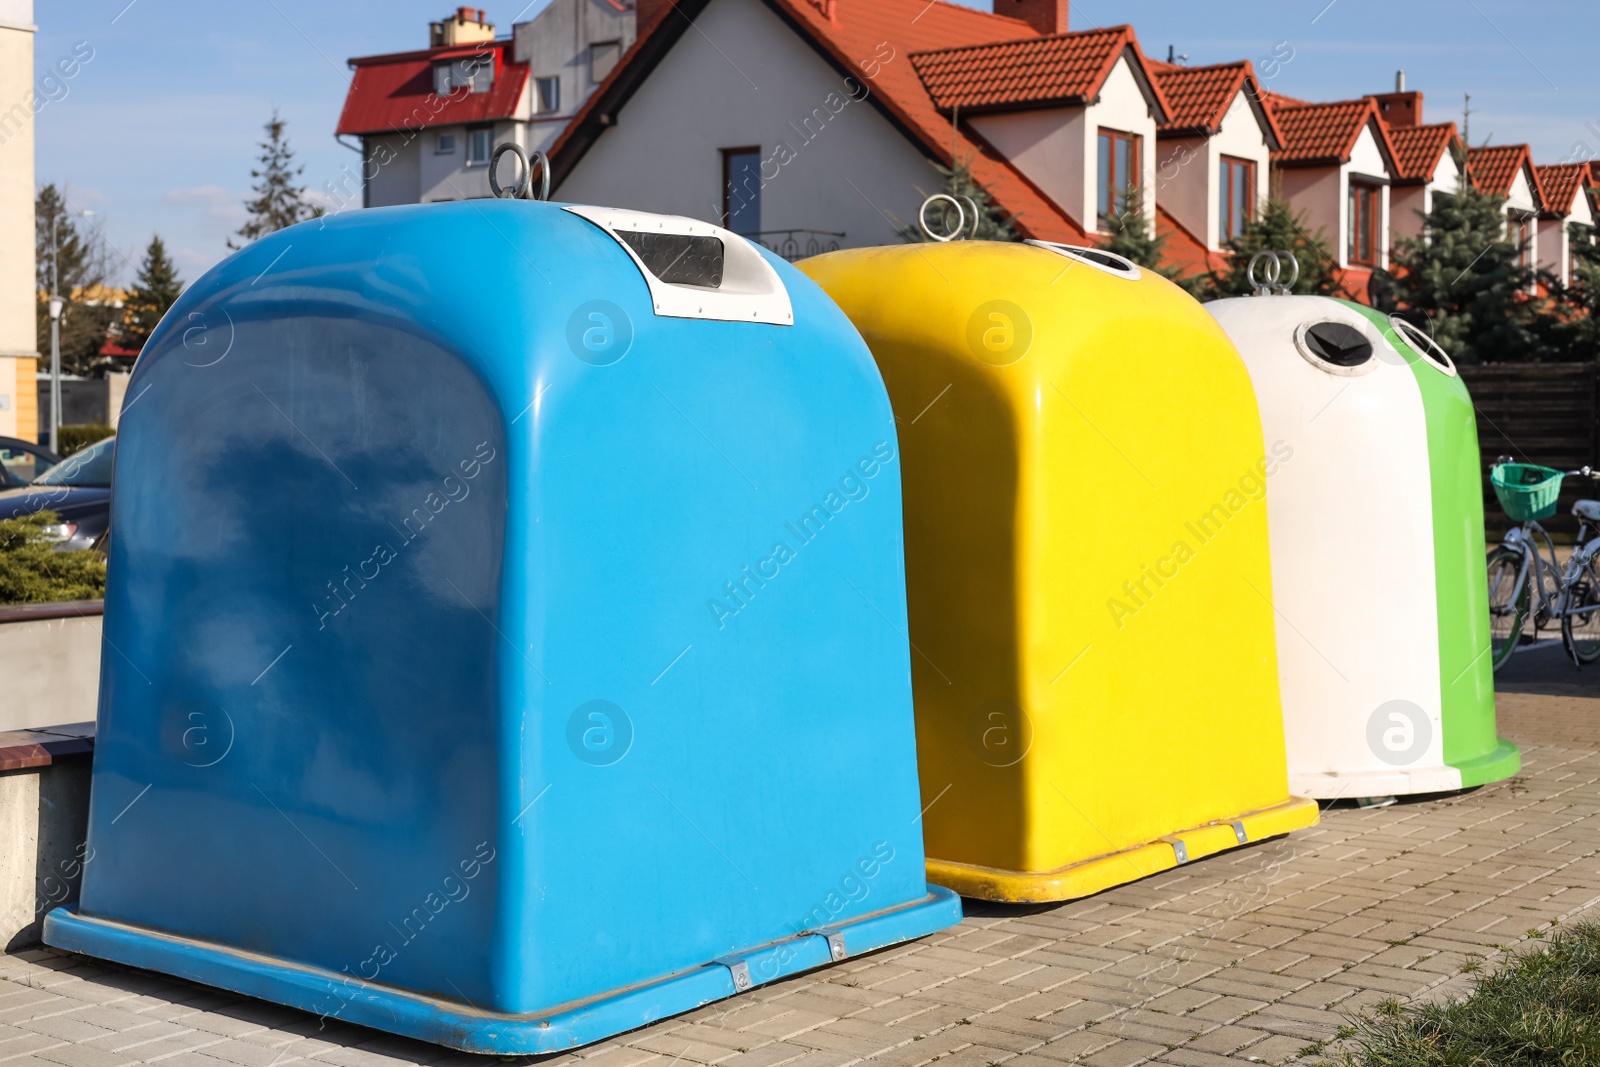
44,200,960,1053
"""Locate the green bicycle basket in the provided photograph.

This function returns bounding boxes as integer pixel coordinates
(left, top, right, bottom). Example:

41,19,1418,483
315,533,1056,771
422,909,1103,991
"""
1492,463,1564,522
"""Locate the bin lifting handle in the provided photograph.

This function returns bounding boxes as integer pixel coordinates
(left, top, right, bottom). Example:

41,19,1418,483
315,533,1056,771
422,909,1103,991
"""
1246,249,1298,296
490,142,552,202
919,193,980,242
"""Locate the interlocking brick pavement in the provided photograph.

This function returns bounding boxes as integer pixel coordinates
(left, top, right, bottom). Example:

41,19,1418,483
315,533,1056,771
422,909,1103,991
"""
1,684,1596,1067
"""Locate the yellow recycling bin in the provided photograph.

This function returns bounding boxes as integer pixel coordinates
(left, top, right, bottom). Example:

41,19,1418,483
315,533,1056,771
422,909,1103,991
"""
800,241,1319,902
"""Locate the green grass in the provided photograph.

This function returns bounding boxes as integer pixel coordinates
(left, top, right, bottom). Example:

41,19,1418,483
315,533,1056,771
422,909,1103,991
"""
1329,922,1600,1065
0,511,106,605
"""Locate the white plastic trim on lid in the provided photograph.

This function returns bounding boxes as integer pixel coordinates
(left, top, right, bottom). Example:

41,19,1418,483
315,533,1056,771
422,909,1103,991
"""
1389,315,1459,377
564,205,794,326
1024,241,1143,280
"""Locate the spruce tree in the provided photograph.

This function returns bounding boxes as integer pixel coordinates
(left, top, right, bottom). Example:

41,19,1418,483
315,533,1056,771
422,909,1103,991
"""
904,157,1018,242
34,184,116,375
229,110,323,249
1100,188,1169,271
122,235,184,352
1539,222,1600,362
1384,183,1539,364
1196,197,1341,300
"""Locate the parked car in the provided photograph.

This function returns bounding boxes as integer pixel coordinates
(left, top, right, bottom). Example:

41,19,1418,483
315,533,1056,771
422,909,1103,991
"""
0,436,62,488
0,436,113,550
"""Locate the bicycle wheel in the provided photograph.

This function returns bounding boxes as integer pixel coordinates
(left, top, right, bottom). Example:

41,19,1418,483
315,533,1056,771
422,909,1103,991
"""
1562,554,1600,666
1487,547,1530,672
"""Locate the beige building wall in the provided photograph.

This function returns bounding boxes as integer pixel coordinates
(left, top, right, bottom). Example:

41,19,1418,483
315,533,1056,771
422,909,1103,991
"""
0,0,36,442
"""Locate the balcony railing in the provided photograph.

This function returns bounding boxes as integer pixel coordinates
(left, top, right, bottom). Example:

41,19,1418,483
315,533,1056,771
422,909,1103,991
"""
745,229,846,262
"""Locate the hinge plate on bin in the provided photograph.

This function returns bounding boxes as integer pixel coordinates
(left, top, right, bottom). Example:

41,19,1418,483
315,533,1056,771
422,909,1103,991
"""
825,931,848,961
1162,836,1189,864
1231,821,1248,844
715,956,753,992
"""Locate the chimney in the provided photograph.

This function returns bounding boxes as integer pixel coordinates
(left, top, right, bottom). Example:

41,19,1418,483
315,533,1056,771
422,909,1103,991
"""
1371,85,1423,129
996,0,1068,35
429,7,494,47
636,0,677,32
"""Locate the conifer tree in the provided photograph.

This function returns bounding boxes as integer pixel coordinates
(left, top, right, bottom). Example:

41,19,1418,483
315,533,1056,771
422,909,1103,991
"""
122,235,183,351
1100,188,1169,271
1383,182,1539,364
34,184,116,374
1196,197,1341,300
229,110,323,249
903,157,1018,242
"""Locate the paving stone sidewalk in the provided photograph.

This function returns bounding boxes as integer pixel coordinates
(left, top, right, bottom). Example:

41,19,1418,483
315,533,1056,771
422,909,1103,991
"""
1,682,1596,1067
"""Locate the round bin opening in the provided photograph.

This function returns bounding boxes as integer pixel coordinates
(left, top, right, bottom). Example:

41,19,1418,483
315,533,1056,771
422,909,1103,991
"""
1301,321,1373,368
1389,315,1458,376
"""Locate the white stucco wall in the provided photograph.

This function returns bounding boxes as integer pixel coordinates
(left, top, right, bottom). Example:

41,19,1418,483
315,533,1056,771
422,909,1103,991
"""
514,0,636,156
1538,186,1594,287
559,0,939,247
970,53,1156,235
972,107,1085,233
1204,90,1272,249
1155,134,1207,245
1342,124,1390,270
365,135,423,207
1277,166,1340,254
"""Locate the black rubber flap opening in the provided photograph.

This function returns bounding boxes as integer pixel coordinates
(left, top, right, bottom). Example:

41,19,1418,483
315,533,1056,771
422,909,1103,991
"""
616,231,725,288
1303,321,1373,367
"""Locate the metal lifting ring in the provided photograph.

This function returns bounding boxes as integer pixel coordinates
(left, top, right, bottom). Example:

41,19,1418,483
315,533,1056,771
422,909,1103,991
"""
956,195,980,239
1246,250,1280,295
1273,250,1299,294
919,194,967,243
489,143,552,201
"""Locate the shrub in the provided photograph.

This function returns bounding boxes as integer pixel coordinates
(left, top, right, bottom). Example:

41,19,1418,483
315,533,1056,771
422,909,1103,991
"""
0,511,107,605
56,423,114,457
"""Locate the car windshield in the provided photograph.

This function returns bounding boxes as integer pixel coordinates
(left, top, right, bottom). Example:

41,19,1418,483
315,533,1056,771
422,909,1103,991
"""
0,445,53,484
33,437,115,488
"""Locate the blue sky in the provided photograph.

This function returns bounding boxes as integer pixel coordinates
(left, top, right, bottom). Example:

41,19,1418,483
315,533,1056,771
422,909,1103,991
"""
32,0,1600,285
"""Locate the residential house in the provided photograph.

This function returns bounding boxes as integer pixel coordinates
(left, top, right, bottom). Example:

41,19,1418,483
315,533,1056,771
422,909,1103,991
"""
1463,143,1542,283
913,25,1171,240
336,4,635,207
1531,164,1594,288
1267,94,1399,294
1367,81,1461,246
550,0,1097,254
1145,58,1282,275
0,0,35,442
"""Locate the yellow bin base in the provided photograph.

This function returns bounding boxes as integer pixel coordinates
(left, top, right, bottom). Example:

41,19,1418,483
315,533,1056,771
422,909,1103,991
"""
927,795,1321,903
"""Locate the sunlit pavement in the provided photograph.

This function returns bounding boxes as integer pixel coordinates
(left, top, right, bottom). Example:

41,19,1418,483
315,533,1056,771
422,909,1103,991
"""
1,649,1595,1067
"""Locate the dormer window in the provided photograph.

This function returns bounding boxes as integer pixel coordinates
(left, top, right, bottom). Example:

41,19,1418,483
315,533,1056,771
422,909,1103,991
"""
1219,157,1255,243
1097,128,1142,229
1348,181,1379,266
434,54,495,97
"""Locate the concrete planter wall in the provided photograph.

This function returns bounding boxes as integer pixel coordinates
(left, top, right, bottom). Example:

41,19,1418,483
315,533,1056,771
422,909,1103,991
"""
0,601,102,731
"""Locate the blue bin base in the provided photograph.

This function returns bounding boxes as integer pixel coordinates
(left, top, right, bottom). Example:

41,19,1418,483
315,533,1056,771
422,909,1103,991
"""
44,888,961,1054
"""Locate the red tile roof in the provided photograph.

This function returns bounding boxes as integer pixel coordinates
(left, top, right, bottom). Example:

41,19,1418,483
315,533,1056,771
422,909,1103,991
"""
910,25,1168,119
1533,163,1590,218
1155,205,1229,277
1271,96,1394,170
1462,144,1535,200
336,39,527,138
550,0,1095,243
1386,122,1457,184
1146,59,1281,145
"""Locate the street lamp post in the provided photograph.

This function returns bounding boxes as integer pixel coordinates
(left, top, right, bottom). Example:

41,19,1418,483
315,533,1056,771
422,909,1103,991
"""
46,208,93,455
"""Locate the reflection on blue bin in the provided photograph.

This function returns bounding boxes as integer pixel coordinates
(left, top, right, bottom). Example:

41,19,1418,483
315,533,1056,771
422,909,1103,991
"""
44,201,961,1053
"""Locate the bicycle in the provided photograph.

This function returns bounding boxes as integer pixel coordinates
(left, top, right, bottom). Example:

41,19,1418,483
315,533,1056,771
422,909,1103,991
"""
1486,458,1600,671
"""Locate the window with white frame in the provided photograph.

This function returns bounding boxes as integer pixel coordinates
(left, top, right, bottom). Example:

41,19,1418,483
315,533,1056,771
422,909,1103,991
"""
435,131,457,154
590,40,622,85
